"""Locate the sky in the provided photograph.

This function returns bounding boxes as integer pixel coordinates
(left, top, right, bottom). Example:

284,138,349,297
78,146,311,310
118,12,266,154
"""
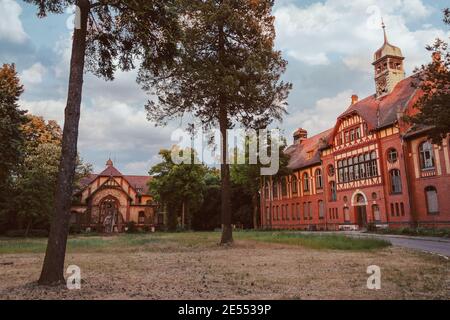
0,0,449,174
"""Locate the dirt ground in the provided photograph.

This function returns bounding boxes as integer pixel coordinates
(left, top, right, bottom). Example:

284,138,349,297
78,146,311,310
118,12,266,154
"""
0,236,449,300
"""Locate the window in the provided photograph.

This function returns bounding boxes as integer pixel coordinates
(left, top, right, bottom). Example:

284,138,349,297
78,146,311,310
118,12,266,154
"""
425,186,439,214
395,203,400,216
308,202,313,220
390,203,395,217
419,141,435,169
138,211,146,224
338,152,378,183
303,173,309,192
291,175,298,195
272,179,278,199
400,203,405,216
355,127,361,139
291,204,296,220
330,181,337,202
303,202,308,219
281,177,288,197
344,207,350,222
327,164,335,177
296,203,301,220
349,129,355,141
387,148,398,163
344,131,349,143
337,134,343,145
318,200,324,219
389,169,402,194
371,192,377,200
372,205,380,222
264,182,270,199
315,169,323,189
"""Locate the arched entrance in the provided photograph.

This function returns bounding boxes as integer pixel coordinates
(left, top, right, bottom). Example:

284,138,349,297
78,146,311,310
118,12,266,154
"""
351,191,368,228
99,196,123,233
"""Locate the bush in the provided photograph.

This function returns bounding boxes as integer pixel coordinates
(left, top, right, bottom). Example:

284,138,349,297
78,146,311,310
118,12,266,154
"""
125,221,138,233
366,223,377,232
5,229,49,238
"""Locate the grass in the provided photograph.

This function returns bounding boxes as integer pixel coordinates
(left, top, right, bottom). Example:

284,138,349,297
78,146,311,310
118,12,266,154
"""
0,231,391,254
235,231,391,251
373,227,450,238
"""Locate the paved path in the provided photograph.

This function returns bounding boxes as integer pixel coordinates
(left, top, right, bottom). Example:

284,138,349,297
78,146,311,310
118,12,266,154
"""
295,231,450,257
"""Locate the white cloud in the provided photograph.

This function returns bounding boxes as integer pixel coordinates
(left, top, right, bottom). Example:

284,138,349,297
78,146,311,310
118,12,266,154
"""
274,0,444,72
21,63,47,85
285,89,354,138
20,99,66,124
0,0,28,44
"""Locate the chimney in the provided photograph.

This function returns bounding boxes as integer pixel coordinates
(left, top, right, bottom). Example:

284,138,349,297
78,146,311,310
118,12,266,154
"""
351,94,359,105
293,128,308,144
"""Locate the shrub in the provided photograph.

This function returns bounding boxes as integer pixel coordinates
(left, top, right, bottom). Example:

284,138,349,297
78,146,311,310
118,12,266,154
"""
125,221,138,233
366,223,377,232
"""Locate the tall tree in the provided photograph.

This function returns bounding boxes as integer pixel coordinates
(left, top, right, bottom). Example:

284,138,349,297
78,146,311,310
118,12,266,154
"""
407,8,450,143
144,0,292,244
149,148,207,230
0,64,27,206
25,0,180,285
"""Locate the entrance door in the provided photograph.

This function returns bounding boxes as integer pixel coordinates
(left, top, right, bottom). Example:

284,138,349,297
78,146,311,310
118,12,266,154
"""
356,206,367,228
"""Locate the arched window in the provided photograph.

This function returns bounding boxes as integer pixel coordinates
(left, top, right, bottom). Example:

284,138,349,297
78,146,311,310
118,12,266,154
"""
315,169,323,189
272,179,278,199
264,181,270,199
291,175,298,195
138,211,146,224
372,205,380,222
389,169,402,194
330,181,337,202
303,173,309,192
419,141,435,169
425,186,439,214
387,148,398,163
281,177,288,197
318,200,324,219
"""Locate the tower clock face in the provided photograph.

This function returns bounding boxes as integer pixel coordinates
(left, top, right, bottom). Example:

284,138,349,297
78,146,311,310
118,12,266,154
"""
376,77,387,96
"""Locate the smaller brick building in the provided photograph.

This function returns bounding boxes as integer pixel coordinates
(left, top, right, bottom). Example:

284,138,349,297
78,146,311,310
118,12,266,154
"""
70,159,162,232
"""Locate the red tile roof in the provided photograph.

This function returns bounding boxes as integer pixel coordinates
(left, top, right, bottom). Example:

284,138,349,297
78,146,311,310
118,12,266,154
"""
78,167,152,195
285,129,333,170
338,76,419,129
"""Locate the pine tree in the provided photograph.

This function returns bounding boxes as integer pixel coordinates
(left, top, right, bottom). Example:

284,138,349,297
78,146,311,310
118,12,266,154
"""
25,0,180,285
144,0,292,244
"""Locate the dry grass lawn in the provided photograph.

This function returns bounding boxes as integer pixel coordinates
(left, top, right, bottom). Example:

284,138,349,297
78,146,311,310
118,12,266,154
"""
0,232,448,300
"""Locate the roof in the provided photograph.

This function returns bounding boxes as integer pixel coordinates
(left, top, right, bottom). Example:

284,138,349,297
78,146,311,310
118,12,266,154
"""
77,162,152,195
284,129,333,171
373,24,403,63
338,76,419,130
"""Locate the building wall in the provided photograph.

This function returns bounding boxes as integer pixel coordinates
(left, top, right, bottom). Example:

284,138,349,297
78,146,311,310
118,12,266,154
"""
405,135,450,228
260,126,450,230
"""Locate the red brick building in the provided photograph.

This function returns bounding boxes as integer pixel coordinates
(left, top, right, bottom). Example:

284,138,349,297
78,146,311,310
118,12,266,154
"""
260,26,450,230
70,159,163,232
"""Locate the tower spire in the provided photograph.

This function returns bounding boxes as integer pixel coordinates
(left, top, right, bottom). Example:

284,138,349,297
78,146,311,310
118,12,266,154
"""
381,18,388,44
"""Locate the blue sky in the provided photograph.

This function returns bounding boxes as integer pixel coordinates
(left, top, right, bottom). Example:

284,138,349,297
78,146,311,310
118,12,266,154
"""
1,0,449,174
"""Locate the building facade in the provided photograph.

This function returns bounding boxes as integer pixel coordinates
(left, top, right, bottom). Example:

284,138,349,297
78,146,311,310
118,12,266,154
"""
70,159,162,232
260,26,450,230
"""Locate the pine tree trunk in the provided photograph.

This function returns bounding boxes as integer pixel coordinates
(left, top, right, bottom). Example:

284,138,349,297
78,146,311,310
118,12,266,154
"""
219,106,233,244
38,0,90,286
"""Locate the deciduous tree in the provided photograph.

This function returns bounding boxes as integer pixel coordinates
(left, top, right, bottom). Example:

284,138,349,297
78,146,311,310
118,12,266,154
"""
407,8,450,143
